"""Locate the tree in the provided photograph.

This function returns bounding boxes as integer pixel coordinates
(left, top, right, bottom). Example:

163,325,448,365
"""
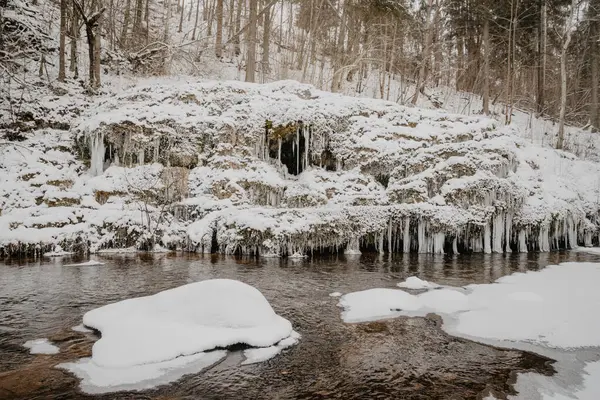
58,0,67,81
215,0,223,58
245,0,258,82
557,0,577,149
73,0,105,89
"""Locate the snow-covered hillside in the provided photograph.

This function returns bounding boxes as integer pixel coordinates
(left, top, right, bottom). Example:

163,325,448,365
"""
1,79,599,257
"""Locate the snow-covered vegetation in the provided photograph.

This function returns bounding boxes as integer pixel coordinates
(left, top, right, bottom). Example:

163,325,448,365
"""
1,79,599,256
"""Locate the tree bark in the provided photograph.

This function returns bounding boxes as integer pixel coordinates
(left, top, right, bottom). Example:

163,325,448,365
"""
215,0,223,57
233,0,242,55
69,0,79,77
537,0,546,114
121,0,131,47
590,0,599,129
557,0,577,149
412,0,434,105
58,0,67,81
261,1,271,75
482,17,490,115
245,0,258,82
178,0,184,33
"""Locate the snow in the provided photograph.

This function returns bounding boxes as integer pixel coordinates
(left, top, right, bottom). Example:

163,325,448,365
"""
23,338,59,355
83,279,294,368
43,246,73,257
329,292,342,297
575,247,600,256
1,80,600,257
452,263,600,348
397,276,440,290
59,350,226,394
64,260,105,267
540,361,600,400
241,331,301,365
341,262,600,349
61,279,297,393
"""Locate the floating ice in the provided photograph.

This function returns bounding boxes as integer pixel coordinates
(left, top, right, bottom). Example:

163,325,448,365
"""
540,361,600,400
242,331,301,365
23,338,59,354
397,276,440,290
329,292,342,298
44,245,73,257
453,262,600,348
59,350,226,394
64,260,105,267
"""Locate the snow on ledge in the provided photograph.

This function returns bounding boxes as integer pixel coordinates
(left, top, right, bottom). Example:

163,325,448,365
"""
23,338,59,355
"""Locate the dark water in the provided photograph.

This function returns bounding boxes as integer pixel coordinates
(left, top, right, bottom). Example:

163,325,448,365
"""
1,251,599,399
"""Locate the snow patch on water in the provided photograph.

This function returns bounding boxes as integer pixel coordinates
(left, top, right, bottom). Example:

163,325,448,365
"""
24,338,59,354
397,276,440,290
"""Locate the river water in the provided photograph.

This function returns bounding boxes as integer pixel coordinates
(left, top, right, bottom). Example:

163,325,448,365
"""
1,251,599,399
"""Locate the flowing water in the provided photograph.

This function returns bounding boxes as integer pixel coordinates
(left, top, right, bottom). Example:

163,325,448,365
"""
1,251,599,399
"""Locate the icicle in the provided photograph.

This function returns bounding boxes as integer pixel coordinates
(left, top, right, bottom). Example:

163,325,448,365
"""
484,222,492,254
492,213,504,253
304,126,310,172
403,217,410,253
296,126,300,175
567,217,578,249
278,138,282,161
452,237,459,254
538,225,550,252
138,149,145,166
387,217,393,253
518,230,527,253
378,233,384,254
89,132,105,176
418,219,426,253
433,232,445,254
504,212,513,253
154,137,160,163
345,237,361,255
585,231,592,247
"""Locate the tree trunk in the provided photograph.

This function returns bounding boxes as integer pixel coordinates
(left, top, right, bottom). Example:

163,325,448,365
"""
192,0,200,40
121,0,131,47
178,0,184,33
133,0,144,37
245,0,258,82
58,0,67,81
412,0,434,105
261,1,271,75
482,18,490,115
590,1,599,129
557,0,577,149
233,0,242,55
93,12,102,88
215,0,223,57
70,1,79,77
537,0,546,114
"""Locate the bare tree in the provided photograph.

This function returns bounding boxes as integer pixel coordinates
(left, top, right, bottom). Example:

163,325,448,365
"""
58,0,67,81
557,0,577,149
245,0,258,82
73,0,105,89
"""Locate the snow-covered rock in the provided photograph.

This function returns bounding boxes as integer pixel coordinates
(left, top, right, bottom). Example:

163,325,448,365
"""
60,279,297,393
1,79,600,256
83,279,294,368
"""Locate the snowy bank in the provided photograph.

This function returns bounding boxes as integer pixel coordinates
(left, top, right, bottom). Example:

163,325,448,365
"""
2,79,600,256
61,279,297,392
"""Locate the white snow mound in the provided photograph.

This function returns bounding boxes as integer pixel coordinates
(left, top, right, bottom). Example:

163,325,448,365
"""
64,260,105,267
84,279,294,368
397,276,440,290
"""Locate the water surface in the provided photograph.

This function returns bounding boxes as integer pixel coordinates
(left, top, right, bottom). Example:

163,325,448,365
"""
1,251,598,399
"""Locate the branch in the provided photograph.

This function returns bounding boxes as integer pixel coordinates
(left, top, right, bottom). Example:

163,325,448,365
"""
224,0,279,46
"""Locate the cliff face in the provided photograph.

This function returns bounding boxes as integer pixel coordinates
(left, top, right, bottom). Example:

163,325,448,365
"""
1,79,599,256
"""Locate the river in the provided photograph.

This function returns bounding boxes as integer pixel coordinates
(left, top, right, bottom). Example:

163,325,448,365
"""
1,251,599,399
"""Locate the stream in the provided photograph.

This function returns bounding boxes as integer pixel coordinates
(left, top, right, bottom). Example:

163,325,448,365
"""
1,251,599,399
